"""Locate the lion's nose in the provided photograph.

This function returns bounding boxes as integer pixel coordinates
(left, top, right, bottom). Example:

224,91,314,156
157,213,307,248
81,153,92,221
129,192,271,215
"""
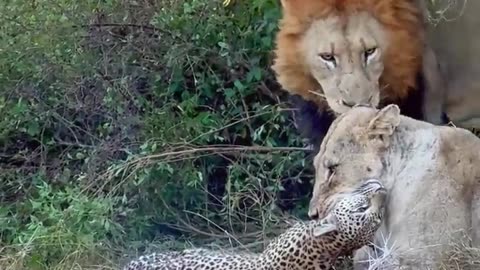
341,94,375,108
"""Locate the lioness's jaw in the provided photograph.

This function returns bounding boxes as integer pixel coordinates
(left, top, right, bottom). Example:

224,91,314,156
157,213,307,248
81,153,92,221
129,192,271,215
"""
300,12,387,114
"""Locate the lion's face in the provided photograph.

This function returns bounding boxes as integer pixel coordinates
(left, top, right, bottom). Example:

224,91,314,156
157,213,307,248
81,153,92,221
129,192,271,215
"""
308,105,401,219
301,12,386,113
272,0,424,113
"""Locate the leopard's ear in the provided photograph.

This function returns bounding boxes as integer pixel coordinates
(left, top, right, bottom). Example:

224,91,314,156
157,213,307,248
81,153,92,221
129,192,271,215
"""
312,214,338,237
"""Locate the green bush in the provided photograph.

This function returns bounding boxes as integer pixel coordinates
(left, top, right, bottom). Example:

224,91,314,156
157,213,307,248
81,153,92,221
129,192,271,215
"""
0,0,314,268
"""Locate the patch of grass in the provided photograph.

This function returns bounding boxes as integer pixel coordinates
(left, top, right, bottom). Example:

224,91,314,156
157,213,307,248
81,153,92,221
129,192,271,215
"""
360,231,480,270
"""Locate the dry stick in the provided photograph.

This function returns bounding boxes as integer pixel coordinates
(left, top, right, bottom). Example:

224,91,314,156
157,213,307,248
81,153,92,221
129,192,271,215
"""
74,23,187,42
158,197,260,242
120,145,310,167
95,145,310,196
182,209,251,251
186,108,288,144
308,90,326,98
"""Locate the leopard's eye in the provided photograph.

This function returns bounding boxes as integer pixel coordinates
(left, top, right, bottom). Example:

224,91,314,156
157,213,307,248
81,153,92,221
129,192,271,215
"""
357,206,368,212
356,203,370,213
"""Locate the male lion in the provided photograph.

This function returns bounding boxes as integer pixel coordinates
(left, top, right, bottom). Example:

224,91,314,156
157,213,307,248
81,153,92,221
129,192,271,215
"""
272,0,447,150
308,104,480,268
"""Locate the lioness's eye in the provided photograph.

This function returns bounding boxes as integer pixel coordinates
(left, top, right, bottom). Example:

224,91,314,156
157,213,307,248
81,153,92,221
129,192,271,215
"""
319,53,335,62
324,164,338,185
364,47,377,57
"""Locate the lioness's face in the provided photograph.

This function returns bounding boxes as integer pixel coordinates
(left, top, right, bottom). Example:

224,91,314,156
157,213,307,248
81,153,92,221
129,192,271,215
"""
308,105,401,219
301,12,387,114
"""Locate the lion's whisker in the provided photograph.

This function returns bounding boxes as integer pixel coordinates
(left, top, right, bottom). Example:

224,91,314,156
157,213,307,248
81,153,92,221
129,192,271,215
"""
308,90,326,98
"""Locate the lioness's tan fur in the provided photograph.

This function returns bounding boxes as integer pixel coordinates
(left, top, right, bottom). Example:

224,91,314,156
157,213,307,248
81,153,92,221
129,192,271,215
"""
308,104,480,269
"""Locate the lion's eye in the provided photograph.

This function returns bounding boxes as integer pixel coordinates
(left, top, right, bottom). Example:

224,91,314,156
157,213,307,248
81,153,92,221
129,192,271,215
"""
319,53,335,62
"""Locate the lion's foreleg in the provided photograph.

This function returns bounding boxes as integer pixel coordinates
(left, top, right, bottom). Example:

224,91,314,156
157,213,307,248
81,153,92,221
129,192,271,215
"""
421,44,447,125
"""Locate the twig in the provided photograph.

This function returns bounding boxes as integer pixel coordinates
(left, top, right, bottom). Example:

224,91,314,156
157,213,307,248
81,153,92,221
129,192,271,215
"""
75,23,188,43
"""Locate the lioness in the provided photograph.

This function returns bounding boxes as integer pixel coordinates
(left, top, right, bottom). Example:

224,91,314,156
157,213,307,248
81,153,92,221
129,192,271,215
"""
308,104,480,269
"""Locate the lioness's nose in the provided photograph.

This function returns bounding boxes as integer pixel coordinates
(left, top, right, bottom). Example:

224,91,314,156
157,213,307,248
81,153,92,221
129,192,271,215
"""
308,207,319,219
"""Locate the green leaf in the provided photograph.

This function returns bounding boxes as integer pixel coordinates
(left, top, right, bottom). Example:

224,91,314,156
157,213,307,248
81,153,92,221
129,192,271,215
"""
233,80,244,91
253,68,262,80
26,121,40,136
218,42,229,49
224,88,235,99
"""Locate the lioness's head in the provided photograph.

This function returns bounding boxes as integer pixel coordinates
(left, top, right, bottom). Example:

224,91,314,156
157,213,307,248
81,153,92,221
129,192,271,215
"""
272,0,423,114
308,104,401,219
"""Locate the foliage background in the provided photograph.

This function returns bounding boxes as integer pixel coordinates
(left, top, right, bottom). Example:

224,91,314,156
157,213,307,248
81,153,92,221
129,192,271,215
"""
0,0,317,269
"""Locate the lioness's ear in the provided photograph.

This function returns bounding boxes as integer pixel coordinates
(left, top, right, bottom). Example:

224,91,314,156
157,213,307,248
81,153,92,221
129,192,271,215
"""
367,104,401,137
312,214,338,237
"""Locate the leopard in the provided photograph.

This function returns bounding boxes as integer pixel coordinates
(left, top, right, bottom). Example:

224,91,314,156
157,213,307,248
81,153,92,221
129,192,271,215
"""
123,179,387,270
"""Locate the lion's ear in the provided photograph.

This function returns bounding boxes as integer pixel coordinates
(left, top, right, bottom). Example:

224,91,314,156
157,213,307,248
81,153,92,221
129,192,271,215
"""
367,104,401,138
279,0,300,14
278,0,309,15
279,0,327,19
